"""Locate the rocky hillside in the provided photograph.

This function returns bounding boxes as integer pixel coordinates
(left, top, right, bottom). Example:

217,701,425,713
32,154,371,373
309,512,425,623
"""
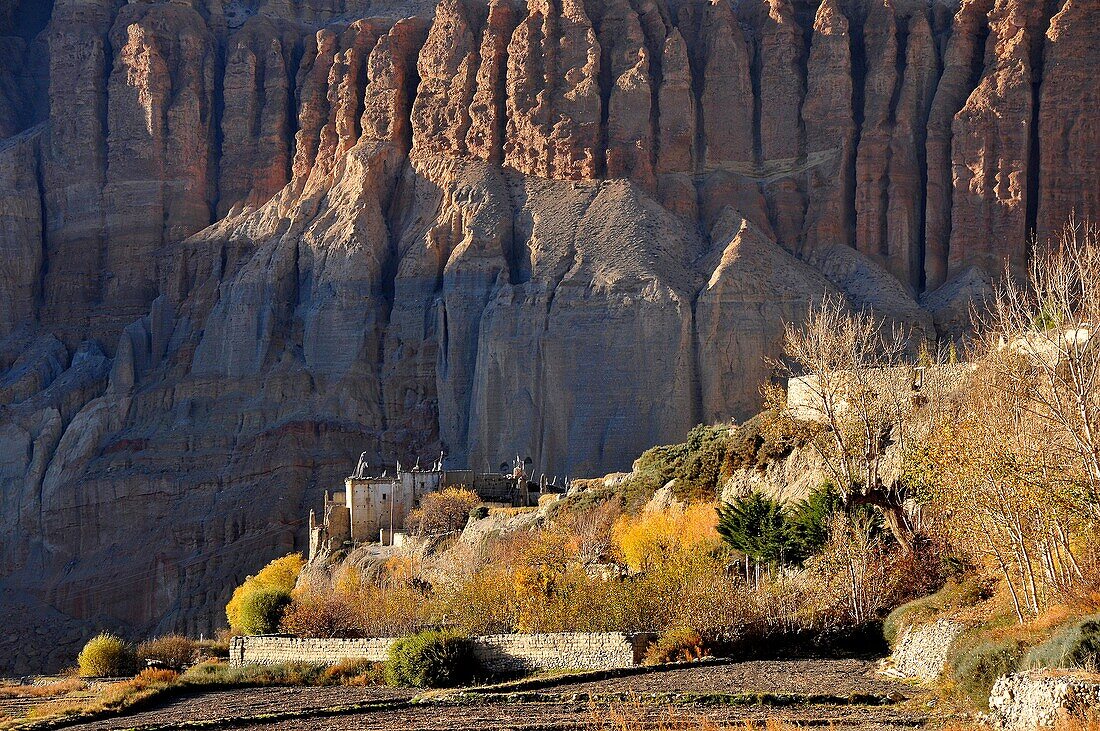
0,0,1095,671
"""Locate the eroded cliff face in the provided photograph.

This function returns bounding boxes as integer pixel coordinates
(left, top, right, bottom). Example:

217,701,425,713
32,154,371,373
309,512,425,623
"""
0,0,1095,672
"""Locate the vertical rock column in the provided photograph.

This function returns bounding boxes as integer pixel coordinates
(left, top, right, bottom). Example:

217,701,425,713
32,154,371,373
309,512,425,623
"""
411,0,480,160
504,0,602,180
923,0,993,289
598,0,656,189
853,0,898,263
800,0,855,253
654,29,697,218
218,19,299,217
466,0,519,164
41,0,115,343
885,11,938,292
755,0,807,254
947,0,1048,278
1035,0,1099,244
104,4,217,329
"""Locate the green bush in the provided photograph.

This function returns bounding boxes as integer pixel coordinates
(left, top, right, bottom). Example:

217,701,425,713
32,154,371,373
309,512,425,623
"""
469,505,489,521
721,410,808,475
137,635,198,669
236,588,293,635
674,425,730,503
948,637,1025,708
604,424,734,508
226,554,303,634
384,630,477,688
644,627,705,665
77,633,139,677
1024,614,1100,671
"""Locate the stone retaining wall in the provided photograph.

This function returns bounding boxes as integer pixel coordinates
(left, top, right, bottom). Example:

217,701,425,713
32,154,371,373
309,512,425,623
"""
471,633,655,673
989,670,1100,729
229,636,396,666
229,633,657,674
880,619,964,682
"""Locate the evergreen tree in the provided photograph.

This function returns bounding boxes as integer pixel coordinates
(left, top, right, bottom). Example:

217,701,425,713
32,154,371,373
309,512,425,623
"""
716,492,790,566
785,483,844,564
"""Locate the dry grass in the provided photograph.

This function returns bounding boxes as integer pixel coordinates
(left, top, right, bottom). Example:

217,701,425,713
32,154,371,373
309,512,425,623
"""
138,635,199,669
3,669,181,727
23,700,89,720
488,507,539,518
0,679,86,699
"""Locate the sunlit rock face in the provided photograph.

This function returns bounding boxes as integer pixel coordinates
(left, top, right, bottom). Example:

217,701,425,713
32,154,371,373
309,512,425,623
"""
0,0,1094,672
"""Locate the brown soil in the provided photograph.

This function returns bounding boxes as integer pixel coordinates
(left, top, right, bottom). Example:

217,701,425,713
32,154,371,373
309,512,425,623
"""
57,685,413,730
557,659,910,697
51,660,932,731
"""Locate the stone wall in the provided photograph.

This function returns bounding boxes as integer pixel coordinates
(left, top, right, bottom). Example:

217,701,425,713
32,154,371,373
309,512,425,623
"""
471,633,656,673
880,620,964,682
989,670,1100,729
230,633,657,674
229,636,396,666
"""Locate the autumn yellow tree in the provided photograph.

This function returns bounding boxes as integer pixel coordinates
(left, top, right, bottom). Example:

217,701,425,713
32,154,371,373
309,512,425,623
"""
916,220,1100,620
406,487,481,536
920,359,1084,620
225,553,304,634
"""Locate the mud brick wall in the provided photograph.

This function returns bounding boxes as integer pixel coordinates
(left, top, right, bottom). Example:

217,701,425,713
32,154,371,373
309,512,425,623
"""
230,632,657,673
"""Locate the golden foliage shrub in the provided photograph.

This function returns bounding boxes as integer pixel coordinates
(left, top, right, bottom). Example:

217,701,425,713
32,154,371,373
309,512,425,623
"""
406,487,480,536
225,553,303,634
77,633,138,677
612,504,719,573
644,627,705,665
280,591,360,638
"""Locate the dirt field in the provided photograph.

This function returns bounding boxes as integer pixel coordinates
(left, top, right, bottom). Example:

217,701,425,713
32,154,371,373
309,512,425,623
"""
48,659,933,731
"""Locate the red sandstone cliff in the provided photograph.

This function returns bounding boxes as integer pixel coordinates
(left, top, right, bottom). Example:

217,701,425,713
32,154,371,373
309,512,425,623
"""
0,0,1094,672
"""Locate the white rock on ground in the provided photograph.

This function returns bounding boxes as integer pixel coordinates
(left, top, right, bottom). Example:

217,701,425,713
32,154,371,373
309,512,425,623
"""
988,670,1100,730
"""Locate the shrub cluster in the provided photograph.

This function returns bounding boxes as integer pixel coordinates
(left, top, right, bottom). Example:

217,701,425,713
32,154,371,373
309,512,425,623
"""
643,627,705,665
406,487,481,536
271,489,932,652
77,633,139,677
383,630,477,688
236,588,293,635
226,553,303,635
947,635,1026,708
717,485,847,569
1024,614,1100,671
137,635,198,669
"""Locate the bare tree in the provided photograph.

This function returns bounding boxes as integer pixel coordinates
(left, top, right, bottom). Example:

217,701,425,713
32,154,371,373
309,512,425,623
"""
981,218,1100,521
772,295,929,554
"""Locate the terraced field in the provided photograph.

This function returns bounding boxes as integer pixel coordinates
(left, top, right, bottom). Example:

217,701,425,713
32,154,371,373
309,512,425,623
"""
32,659,934,731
